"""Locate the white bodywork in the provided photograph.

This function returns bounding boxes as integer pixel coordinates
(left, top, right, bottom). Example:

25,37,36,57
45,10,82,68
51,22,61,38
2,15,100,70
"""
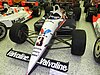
0,7,32,27
27,4,66,75
93,14,100,37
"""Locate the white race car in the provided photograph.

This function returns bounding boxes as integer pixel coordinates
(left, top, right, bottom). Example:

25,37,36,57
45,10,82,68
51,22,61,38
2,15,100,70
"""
7,4,86,75
0,4,41,41
85,5,100,64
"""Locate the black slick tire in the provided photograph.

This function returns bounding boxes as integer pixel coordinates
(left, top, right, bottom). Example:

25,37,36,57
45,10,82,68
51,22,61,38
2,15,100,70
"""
84,3,92,13
73,7,81,21
32,6,41,17
74,3,80,7
83,1,87,7
71,30,86,56
0,22,7,41
85,12,92,22
9,23,28,44
43,2,49,9
93,38,100,63
45,6,53,15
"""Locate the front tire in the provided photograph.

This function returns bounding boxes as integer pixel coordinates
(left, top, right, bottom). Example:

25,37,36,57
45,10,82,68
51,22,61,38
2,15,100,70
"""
9,23,28,44
0,22,7,41
93,38,100,63
71,30,86,56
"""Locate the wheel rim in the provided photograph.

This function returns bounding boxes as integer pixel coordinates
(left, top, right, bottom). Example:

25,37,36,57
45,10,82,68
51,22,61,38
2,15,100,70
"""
94,39,100,58
0,25,6,39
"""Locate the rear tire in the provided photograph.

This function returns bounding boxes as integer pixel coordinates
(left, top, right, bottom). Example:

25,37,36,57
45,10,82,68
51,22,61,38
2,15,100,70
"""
45,6,53,16
85,12,92,22
83,1,87,7
32,6,41,17
43,2,49,9
71,30,86,56
85,7,97,22
9,23,28,44
0,22,7,41
93,38,100,63
84,3,92,13
74,3,80,7
73,7,81,21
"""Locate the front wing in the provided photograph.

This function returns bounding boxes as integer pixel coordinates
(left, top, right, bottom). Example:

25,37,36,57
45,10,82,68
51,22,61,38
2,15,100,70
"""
6,48,69,73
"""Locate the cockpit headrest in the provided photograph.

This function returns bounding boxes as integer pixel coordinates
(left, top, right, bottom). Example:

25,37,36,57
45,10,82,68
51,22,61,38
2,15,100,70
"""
53,4,60,11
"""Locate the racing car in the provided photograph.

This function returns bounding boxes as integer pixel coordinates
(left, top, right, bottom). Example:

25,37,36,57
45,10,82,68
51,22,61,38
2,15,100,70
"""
85,0,100,22
91,6,100,64
7,3,86,75
0,3,41,41
84,0,100,13
84,0,100,64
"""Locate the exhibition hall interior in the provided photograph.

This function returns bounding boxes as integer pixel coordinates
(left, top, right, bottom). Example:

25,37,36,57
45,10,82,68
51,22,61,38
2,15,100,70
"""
0,0,100,75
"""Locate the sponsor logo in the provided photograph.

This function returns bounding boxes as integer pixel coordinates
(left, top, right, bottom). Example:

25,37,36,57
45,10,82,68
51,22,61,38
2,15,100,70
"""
6,49,30,61
38,58,69,72
44,29,51,35
40,28,51,35
6,49,69,72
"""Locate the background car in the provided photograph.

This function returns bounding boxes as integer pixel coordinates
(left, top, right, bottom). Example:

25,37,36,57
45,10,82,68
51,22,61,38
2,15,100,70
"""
0,2,41,41
84,0,100,64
